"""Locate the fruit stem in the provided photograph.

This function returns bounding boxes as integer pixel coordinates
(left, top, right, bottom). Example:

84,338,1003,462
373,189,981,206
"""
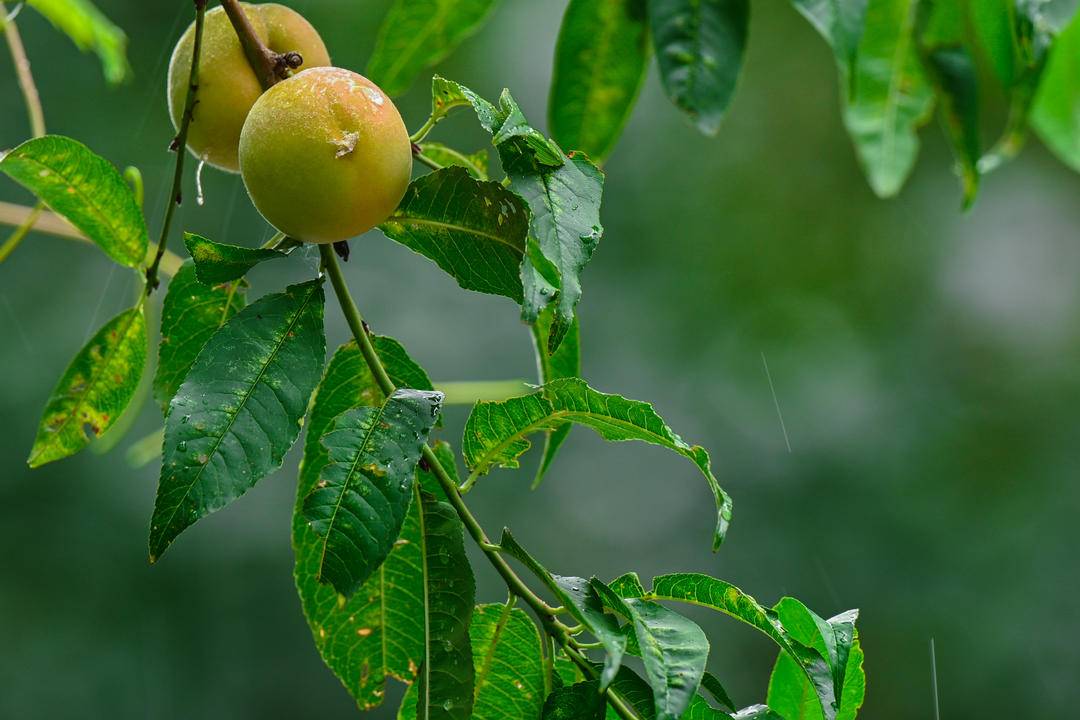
220,0,298,90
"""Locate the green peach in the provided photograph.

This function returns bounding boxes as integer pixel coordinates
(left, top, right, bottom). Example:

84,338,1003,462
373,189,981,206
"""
238,67,413,243
167,3,330,172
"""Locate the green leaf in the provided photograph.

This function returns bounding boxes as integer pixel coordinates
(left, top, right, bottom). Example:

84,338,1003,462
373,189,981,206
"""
0,135,147,267
471,602,547,719
183,232,290,285
841,0,935,197
366,0,501,96
499,531,627,689
700,672,736,712
464,378,732,549
294,337,446,708
149,280,325,561
303,389,444,596
604,664,655,720
27,305,146,467
549,0,651,162
970,0,1019,86
153,262,246,413
922,3,981,208
767,620,865,720
380,166,530,302
414,491,476,720
529,308,580,488
26,0,130,84
790,0,867,89
418,142,489,180
543,679,605,719
648,0,750,135
1032,10,1080,170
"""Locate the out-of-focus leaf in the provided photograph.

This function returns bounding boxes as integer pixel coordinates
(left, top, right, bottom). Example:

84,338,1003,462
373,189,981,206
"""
790,0,867,89
366,0,501,96
543,679,605,719
27,0,130,83
417,142,489,180
294,337,448,709
380,166,530,302
149,280,325,561
471,603,546,719
303,389,443,596
842,0,934,197
549,0,650,162
767,615,865,720
0,135,146,267
183,233,289,285
529,308,580,488
153,262,245,413
648,0,749,135
27,305,146,467
1032,10,1080,170
464,378,732,549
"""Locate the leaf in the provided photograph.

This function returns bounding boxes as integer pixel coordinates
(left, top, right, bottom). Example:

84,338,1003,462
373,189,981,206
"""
1031,10,1080,170
790,0,867,90
183,233,289,285
700,672,736,712
464,378,732,549
366,0,501,96
153,261,246,413
604,664,655,720
380,166,530,301
149,280,325,561
529,308,580,488
499,531,627,689
542,679,605,719
648,0,750,135
26,0,130,84
27,305,146,467
294,337,448,708
414,491,476,720
549,0,651,162
841,0,935,197
303,389,443,596
0,135,147,267
767,622,865,720
471,603,547,719
418,142,490,180
922,3,981,208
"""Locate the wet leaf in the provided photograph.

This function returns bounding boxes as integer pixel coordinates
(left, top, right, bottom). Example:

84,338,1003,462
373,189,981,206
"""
529,308,580,487
418,142,489,180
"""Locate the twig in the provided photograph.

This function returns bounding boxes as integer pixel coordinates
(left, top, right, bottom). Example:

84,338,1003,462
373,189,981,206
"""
1,0,45,138
219,0,302,90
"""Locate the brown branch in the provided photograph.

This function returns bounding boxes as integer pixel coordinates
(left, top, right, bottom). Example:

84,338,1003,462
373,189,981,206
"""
219,0,302,90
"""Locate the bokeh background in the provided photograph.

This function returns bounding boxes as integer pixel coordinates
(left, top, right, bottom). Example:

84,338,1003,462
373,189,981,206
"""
3,1,1079,718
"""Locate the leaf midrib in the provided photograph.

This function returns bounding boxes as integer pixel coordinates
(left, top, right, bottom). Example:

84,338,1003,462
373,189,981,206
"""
387,214,525,253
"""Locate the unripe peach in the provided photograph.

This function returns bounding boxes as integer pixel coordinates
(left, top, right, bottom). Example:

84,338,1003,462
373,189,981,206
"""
238,67,412,243
167,3,331,172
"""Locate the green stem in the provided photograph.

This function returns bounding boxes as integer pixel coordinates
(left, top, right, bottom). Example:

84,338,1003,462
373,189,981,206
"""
0,201,42,263
145,0,208,292
317,245,636,720
1,0,46,138
409,114,438,144
412,148,445,172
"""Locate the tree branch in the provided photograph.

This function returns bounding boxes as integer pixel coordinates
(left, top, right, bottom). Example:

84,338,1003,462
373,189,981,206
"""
219,0,302,90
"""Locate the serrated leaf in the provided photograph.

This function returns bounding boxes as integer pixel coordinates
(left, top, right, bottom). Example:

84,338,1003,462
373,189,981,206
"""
0,135,147,267
366,0,500,96
471,603,546,719
465,378,732,549
303,389,443,596
294,337,449,708
648,0,749,135
499,531,627,689
26,0,130,83
543,679,605,719
183,232,289,285
153,261,246,413
149,280,325,561
529,308,580,488
767,620,865,720
418,142,489,180
841,0,935,197
790,0,867,91
380,166,530,301
549,0,651,162
28,305,146,467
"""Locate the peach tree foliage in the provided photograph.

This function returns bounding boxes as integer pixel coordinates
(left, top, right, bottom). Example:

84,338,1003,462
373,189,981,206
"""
38,0,1080,716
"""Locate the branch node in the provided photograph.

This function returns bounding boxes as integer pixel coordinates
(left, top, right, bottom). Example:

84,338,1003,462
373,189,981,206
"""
332,239,350,262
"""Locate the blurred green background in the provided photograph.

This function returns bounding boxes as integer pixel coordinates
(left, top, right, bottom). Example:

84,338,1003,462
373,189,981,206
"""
3,1,1078,718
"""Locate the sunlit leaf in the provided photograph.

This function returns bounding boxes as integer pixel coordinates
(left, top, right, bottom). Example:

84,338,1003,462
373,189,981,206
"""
303,389,443,596
0,135,147,267
380,166,530,301
648,0,749,135
183,232,290,285
418,142,489,180
149,280,325,561
842,0,934,197
549,0,650,162
27,0,130,84
529,308,580,487
153,261,245,413
27,305,146,467
464,378,732,549
367,0,501,96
